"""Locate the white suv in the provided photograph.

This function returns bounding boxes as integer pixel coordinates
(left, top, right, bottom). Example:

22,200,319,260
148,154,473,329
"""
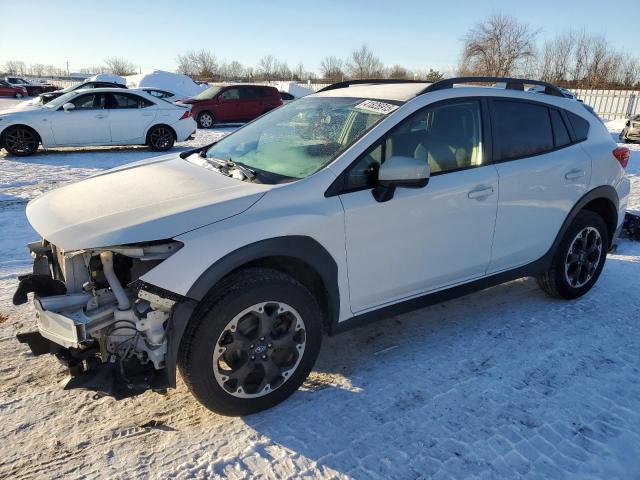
14,77,630,415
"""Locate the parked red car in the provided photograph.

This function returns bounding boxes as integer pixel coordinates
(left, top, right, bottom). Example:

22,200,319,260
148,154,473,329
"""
4,77,58,96
179,84,283,128
0,80,28,98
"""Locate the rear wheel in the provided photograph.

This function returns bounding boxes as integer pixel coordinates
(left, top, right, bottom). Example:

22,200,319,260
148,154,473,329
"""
2,126,40,156
178,268,323,416
147,125,175,151
197,111,215,128
537,211,608,299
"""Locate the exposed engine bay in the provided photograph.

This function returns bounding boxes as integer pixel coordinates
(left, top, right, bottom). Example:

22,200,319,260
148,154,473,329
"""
14,239,184,398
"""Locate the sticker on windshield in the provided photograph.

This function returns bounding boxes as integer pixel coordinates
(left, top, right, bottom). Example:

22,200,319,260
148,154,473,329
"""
354,100,399,115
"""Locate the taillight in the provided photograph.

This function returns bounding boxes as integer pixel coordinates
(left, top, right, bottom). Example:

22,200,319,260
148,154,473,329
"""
613,147,630,169
179,110,191,120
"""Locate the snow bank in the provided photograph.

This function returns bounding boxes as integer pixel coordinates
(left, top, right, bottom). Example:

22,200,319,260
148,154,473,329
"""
271,81,314,98
125,70,206,100
86,73,126,85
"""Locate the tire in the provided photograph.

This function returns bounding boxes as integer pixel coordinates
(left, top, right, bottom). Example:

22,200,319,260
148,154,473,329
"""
537,210,609,299
14,92,23,99
31,88,42,96
197,111,215,129
178,267,323,416
147,125,175,151
619,129,629,143
2,126,40,156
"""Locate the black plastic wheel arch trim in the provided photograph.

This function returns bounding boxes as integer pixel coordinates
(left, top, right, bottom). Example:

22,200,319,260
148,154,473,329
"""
163,235,340,388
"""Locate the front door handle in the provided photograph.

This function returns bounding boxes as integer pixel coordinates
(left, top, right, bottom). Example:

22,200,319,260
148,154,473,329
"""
565,169,585,181
95,114,107,119
468,186,495,199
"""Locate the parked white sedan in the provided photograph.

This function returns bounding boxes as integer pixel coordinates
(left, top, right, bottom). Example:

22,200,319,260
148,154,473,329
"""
0,88,196,156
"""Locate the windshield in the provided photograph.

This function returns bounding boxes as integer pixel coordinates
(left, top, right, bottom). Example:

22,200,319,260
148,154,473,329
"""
43,91,77,109
193,86,223,100
203,96,401,181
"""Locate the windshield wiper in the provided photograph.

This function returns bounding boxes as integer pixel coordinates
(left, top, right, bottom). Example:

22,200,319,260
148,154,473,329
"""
205,156,257,182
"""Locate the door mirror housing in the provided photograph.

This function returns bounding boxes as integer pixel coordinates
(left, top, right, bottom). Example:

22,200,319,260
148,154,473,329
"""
373,156,430,202
62,102,75,112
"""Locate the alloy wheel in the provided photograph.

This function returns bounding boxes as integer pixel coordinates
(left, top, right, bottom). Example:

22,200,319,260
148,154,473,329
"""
5,128,37,155
199,113,213,128
150,127,173,149
564,226,603,288
213,301,306,398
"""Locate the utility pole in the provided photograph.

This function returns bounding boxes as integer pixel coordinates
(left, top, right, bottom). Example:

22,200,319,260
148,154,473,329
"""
66,61,70,77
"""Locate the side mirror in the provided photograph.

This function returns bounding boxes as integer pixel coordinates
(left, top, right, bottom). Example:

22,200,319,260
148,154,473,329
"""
62,102,75,112
372,155,430,202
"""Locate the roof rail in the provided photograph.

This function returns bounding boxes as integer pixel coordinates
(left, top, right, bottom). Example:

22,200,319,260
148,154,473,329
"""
418,76,566,97
317,79,426,93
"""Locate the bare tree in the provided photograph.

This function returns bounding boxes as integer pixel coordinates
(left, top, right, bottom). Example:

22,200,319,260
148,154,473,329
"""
294,62,305,81
104,57,137,76
619,55,640,87
320,56,344,82
539,32,575,83
275,60,291,80
226,60,246,80
459,13,538,77
175,50,217,78
347,45,383,79
29,63,46,77
4,60,26,75
176,53,197,77
257,54,276,81
388,65,409,79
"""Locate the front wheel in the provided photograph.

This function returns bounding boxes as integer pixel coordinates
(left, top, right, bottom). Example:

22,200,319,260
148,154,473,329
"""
147,125,175,151
2,126,40,156
537,211,608,299
14,92,23,99
619,129,629,143
178,268,323,416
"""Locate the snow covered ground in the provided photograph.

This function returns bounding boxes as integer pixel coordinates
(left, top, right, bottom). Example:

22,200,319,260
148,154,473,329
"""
1,98,639,479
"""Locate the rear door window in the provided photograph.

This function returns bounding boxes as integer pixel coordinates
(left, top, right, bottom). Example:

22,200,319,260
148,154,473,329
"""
492,100,554,161
110,93,153,109
240,87,261,100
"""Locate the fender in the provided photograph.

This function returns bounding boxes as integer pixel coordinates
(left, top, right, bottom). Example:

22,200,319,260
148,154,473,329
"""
545,185,619,263
164,235,340,387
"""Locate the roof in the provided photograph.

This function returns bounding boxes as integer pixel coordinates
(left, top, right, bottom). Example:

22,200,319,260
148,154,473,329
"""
313,82,431,102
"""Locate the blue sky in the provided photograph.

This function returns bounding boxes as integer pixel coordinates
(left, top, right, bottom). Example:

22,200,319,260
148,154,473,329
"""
0,0,636,75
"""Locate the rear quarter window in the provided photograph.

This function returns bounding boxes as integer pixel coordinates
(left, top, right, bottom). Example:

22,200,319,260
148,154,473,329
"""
550,109,571,147
566,111,590,141
492,100,554,161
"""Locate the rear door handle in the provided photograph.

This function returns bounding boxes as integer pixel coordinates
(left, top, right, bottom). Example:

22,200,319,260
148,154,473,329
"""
468,186,495,199
564,169,585,181
95,114,107,119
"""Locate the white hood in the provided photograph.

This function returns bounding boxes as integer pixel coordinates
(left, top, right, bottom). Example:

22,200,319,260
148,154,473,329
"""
26,154,270,250
0,104,43,116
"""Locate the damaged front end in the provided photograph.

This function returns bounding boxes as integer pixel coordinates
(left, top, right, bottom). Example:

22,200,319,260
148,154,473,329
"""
14,239,189,399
